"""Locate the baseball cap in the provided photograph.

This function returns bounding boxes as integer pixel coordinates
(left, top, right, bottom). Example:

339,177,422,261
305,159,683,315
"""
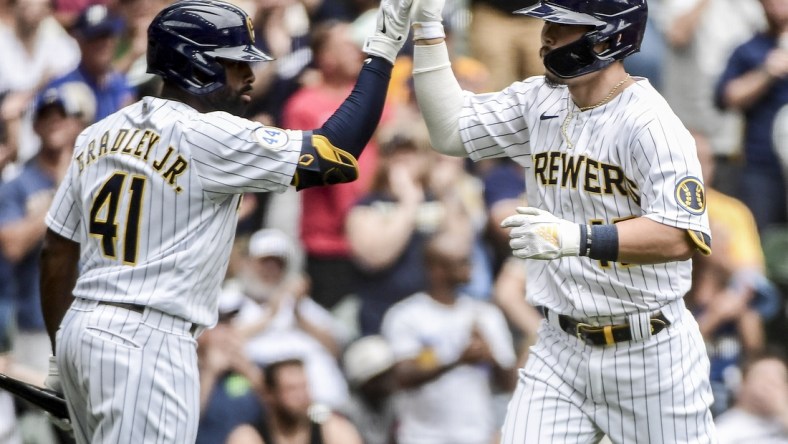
248,228,295,262
34,82,97,124
71,4,124,40
342,336,395,387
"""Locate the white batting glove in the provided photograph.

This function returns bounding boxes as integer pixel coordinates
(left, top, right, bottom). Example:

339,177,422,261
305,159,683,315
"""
500,207,581,260
412,0,445,40
44,355,62,394
362,0,413,64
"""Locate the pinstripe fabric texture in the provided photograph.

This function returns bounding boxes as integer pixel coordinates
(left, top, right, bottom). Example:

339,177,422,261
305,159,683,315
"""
501,303,716,443
45,96,303,443
46,97,301,327
457,76,716,443
56,299,200,444
459,77,710,320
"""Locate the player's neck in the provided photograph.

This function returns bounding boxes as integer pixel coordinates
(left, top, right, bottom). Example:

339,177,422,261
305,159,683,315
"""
160,84,211,113
568,66,633,111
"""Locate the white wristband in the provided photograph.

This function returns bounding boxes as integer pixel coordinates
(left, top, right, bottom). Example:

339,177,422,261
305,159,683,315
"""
362,36,400,64
413,22,445,41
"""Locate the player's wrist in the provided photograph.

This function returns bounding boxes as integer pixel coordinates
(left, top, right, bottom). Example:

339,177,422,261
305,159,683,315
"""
412,22,445,41
579,224,619,261
363,36,401,65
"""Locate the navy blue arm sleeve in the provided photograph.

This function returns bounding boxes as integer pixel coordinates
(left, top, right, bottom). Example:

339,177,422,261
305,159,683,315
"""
312,56,393,158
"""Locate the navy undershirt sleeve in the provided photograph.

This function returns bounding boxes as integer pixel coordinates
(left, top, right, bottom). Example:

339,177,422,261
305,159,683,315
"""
312,56,392,158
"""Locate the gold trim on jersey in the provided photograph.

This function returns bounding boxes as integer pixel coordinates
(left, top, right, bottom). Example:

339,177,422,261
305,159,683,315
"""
687,230,712,256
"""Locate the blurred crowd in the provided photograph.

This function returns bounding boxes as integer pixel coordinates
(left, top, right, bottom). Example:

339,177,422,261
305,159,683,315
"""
0,0,787,442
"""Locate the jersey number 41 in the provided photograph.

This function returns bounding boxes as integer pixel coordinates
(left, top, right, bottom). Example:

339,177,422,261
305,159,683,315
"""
89,171,147,265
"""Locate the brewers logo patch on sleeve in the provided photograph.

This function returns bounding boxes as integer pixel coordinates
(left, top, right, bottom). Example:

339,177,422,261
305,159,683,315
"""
674,177,706,215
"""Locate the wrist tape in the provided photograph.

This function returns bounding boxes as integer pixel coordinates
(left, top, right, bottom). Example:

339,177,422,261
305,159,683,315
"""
580,224,619,262
413,21,445,40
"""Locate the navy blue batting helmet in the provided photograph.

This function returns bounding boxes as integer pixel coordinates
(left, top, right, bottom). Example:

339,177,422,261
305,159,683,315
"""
147,0,273,95
516,0,647,79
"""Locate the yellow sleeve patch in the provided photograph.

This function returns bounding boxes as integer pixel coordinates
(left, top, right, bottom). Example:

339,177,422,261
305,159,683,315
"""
688,229,712,256
311,135,359,170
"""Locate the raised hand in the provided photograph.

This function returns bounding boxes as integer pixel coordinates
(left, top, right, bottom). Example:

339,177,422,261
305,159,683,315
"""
411,0,446,40
362,0,414,64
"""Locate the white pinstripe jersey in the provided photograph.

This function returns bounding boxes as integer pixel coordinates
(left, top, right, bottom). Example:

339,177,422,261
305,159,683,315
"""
46,96,301,327
460,77,710,320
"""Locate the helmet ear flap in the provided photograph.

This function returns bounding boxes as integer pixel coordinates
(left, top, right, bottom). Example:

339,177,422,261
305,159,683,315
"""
181,48,226,94
543,36,612,79
148,36,226,94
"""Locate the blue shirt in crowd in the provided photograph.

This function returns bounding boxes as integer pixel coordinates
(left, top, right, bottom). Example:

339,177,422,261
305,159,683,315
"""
47,66,134,122
0,160,55,331
716,32,788,170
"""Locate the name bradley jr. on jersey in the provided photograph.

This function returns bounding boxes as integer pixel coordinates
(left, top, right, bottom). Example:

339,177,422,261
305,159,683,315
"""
74,127,189,193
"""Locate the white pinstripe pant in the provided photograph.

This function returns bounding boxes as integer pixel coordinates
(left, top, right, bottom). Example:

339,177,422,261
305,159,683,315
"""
55,299,200,444
500,304,717,444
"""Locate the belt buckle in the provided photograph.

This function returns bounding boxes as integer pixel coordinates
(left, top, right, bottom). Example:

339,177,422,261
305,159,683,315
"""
649,317,668,334
575,322,595,342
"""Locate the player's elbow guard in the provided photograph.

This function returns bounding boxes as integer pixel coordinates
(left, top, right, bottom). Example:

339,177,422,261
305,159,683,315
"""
291,133,360,190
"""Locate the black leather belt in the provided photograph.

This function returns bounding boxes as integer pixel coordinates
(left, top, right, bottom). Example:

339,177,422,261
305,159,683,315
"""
539,307,670,346
99,301,199,336
101,301,145,314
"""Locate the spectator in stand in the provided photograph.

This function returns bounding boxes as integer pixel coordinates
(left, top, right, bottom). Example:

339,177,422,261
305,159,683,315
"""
381,229,517,444
0,81,92,444
346,135,470,335
340,335,398,444
0,0,80,168
693,129,781,319
47,4,135,123
492,256,543,369
283,20,377,310
689,217,767,415
714,351,788,443
244,0,315,125
226,358,364,444
623,5,666,91
196,292,265,444
480,158,526,275
715,0,788,232
0,119,19,444
655,0,764,195
0,82,93,373
113,0,170,98
228,228,352,408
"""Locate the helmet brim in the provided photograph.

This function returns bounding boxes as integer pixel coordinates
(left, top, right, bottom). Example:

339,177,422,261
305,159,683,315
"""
208,45,274,63
515,3,606,27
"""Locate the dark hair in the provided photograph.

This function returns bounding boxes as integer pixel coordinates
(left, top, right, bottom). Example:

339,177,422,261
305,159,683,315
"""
309,19,346,58
263,358,305,389
368,135,423,193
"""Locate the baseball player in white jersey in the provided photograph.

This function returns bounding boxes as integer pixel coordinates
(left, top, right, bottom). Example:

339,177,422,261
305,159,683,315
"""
403,0,718,442
36,0,413,442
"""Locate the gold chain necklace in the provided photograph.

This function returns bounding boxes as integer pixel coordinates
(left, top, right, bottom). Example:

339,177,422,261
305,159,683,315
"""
561,74,631,149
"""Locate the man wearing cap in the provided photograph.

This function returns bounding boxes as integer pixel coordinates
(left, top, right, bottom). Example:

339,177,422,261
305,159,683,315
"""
0,82,95,372
380,229,517,444
228,228,352,409
0,82,93,441
45,4,134,122
340,335,398,444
